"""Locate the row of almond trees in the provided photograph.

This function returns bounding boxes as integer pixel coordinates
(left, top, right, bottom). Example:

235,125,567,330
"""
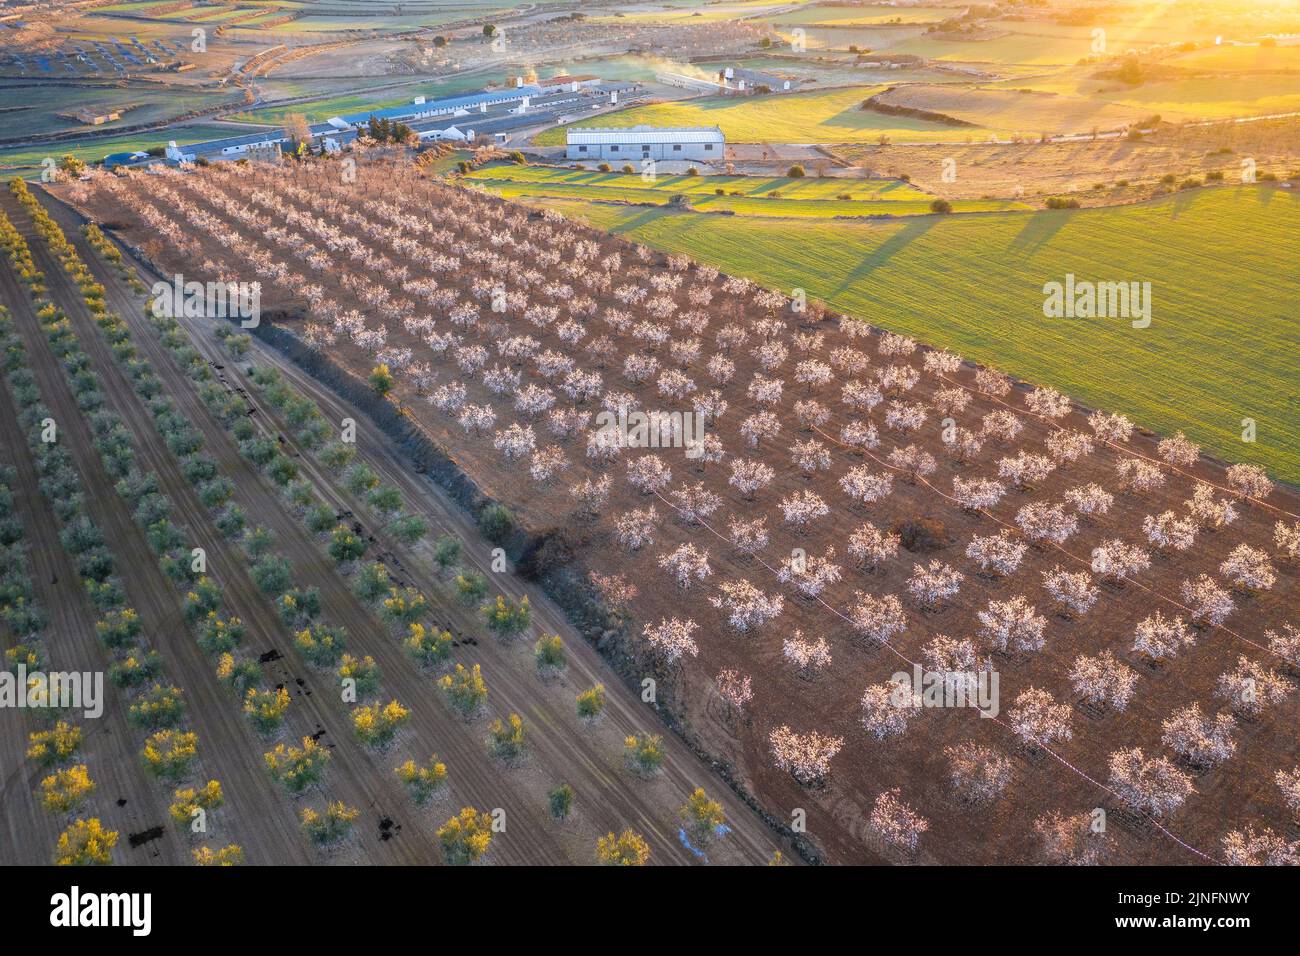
71,161,1299,863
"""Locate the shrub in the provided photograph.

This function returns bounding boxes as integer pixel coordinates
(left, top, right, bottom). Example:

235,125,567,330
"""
596,828,650,866
353,700,410,748
679,787,725,846
576,684,606,721
141,730,199,781
353,561,391,601
369,364,395,397
306,504,336,534
54,818,117,866
930,198,952,214
548,784,574,820
217,653,261,697
534,634,566,674
294,624,347,667
787,164,805,178
438,807,492,865
438,663,487,718
624,733,665,776
40,764,95,813
244,687,290,733
337,654,381,698
388,514,428,545
197,614,244,655
169,780,223,827
301,802,359,845
455,570,488,603
251,554,292,597
27,721,82,766
381,587,427,626
477,504,514,543
265,737,330,794
405,622,452,667
487,712,526,760
395,755,448,805
328,524,366,564
128,684,185,730
242,525,276,558
481,594,530,639
277,586,321,626
95,607,141,649
192,844,244,866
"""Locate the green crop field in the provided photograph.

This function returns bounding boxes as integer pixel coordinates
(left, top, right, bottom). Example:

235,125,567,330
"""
533,86,997,145
523,186,1300,482
464,164,1027,217
770,4,954,26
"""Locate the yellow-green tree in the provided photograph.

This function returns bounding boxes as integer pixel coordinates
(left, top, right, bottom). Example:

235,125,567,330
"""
438,807,493,865
395,754,448,805
596,828,650,866
54,818,117,865
438,663,487,718
193,844,245,866
40,765,95,813
679,787,725,846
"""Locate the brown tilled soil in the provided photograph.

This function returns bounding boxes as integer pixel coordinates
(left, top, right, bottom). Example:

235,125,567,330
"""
61,160,1300,865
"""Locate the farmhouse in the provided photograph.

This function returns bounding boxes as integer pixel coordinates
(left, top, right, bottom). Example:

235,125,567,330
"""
566,126,725,162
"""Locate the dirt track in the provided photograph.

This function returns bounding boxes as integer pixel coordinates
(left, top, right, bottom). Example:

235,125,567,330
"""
26,188,795,866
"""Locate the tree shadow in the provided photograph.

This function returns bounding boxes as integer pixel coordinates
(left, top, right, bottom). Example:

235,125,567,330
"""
1005,209,1072,257
831,218,937,295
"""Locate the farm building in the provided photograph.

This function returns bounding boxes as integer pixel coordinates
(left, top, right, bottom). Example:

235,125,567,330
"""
565,126,725,162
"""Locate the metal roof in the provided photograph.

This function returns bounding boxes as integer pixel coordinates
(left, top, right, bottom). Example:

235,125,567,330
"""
566,125,724,145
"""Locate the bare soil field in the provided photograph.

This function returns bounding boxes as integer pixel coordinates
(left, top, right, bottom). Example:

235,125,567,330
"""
60,158,1300,865
15,184,795,866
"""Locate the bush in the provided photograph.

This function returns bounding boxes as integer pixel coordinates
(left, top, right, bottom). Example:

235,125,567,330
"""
369,364,395,397
455,570,488,604
306,504,336,534
128,684,185,730
576,683,607,720
433,534,462,571
354,561,391,601
251,554,292,597
930,198,952,214
27,721,82,766
367,484,402,516
244,687,290,733
169,780,223,827
337,653,381,698
277,586,321,626
488,712,526,760
265,737,330,794
395,755,448,805
787,164,805,178
294,624,347,667
242,525,276,558
548,784,574,820
596,828,650,866
481,594,531,639
438,663,487,718
54,819,117,866
353,700,410,748
1045,196,1080,209
388,514,428,545
438,807,492,865
301,802,358,845
624,732,665,776
328,524,366,564
405,622,452,667
197,614,244,655
217,653,261,697
534,634,566,674
40,764,95,813
141,729,199,781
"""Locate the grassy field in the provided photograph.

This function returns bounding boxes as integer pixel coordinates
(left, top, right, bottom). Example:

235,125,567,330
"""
525,185,1300,482
532,86,1001,145
464,164,1028,216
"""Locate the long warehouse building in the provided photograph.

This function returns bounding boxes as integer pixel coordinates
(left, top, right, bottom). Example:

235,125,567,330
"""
565,126,725,162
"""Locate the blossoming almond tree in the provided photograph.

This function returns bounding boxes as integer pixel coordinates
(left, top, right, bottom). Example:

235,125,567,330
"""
769,726,843,786
869,788,929,854
1160,704,1237,769
1108,747,1193,818
860,681,920,740
1068,650,1138,712
1008,688,1073,750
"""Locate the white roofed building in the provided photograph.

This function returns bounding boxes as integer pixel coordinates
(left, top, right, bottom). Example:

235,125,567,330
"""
565,125,725,163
